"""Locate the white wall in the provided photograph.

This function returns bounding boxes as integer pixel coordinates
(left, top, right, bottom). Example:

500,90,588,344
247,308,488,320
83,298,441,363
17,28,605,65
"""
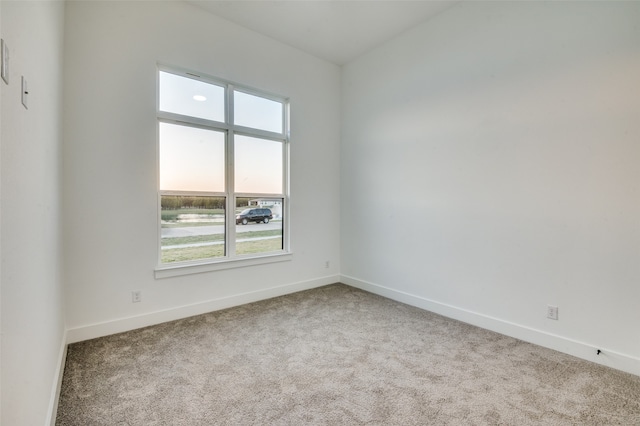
342,1,640,374
0,3,3,421
0,1,67,424
0,2,3,422
63,1,341,340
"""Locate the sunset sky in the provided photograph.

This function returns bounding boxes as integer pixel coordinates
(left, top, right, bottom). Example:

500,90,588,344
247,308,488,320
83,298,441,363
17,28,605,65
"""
159,71,285,195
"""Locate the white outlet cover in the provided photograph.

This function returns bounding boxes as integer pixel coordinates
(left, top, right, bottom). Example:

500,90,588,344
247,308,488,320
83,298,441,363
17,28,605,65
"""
1,39,8,84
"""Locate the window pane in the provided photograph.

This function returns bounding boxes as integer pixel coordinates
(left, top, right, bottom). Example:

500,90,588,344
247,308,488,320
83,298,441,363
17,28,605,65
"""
234,91,283,134
159,71,225,122
235,197,283,255
159,123,225,192
160,195,226,263
235,135,283,194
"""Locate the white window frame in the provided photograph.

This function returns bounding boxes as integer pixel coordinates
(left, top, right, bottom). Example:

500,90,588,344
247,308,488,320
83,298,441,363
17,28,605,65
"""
155,64,291,278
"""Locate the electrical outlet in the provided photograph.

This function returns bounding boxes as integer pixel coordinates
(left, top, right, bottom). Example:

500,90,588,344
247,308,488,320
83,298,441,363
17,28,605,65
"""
547,305,558,320
325,261,330,269
132,291,142,303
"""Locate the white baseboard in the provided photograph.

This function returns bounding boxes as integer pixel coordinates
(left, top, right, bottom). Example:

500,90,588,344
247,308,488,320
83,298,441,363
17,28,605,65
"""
66,275,340,344
47,329,68,426
341,275,640,378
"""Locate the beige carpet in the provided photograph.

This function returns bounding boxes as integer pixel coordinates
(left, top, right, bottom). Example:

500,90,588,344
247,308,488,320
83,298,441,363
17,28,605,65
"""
56,284,640,425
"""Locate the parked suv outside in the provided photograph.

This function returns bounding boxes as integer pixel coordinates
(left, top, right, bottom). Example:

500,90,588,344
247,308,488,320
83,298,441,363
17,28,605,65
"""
236,208,273,225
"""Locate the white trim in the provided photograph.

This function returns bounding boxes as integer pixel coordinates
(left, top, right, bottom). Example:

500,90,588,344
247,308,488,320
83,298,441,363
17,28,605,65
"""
341,275,640,378
233,124,285,141
46,329,68,426
155,251,292,278
227,87,236,256
157,112,229,132
66,275,340,344
157,63,288,111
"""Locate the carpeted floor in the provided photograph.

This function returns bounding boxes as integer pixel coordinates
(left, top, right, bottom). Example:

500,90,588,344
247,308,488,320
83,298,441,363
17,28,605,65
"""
56,284,640,425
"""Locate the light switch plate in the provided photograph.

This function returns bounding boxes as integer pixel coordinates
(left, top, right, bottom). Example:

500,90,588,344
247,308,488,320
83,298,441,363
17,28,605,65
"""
21,76,28,109
1,39,8,84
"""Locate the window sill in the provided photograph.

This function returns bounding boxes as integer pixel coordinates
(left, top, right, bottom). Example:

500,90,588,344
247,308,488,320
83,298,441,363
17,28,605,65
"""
155,252,293,279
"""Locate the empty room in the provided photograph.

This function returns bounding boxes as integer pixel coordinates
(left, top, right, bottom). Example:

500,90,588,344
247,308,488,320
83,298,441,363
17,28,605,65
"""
1,0,639,424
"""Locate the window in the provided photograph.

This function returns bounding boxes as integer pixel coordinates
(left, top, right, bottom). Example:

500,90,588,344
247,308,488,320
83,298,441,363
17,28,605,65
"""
157,66,289,272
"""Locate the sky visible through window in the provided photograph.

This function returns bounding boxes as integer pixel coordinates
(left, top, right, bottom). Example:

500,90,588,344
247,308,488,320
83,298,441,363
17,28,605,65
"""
159,71,284,194
159,122,225,192
159,72,225,122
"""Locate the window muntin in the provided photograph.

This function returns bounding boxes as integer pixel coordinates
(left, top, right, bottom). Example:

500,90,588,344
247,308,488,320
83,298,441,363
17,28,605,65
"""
157,67,289,267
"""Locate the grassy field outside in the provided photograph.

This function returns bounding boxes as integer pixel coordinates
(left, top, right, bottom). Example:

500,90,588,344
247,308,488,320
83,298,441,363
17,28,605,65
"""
236,238,283,255
161,230,280,247
160,206,284,263
161,237,283,263
161,207,225,215
161,245,225,263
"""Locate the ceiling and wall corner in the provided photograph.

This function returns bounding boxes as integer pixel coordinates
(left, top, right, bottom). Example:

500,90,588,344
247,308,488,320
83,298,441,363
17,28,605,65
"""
188,0,460,65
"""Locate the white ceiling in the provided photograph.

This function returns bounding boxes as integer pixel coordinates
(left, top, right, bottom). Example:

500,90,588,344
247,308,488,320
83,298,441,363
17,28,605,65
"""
188,1,460,65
